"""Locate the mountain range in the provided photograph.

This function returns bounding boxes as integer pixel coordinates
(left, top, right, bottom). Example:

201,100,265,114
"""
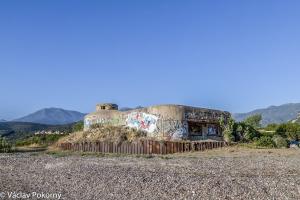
13,108,86,125
0,108,84,141
233,103,300,126
2,103,300,129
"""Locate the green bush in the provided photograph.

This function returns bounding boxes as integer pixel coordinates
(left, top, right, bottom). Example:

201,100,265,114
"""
220,117,299,149
220,117,235,143
72,121,84,132
15,134,67,147
243,114,262,129
232,122,261,142
255,136,275,148
286,132,300,141
272,135,288,148
264,123,279,132
275,123,300,140
219,118,260,143
243,125,261,141
0,136,12,153
223,129,235,143
260,130,275,137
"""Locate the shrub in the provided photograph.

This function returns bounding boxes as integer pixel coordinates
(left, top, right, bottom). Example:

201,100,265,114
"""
272,135,288,148
223,129,235,143
219,118,260,143
220,117,235,143
15,134,67,147
255,136,275,148
233,122,260,142
73,121,84,132
286,131,300,141
275,123,300,140
243,125,261,141
264,123,279,132
0,136,12,153
243,114,262,129
57,125,148,145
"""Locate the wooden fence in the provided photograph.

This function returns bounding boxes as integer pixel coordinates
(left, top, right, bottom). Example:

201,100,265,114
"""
59,140,228,155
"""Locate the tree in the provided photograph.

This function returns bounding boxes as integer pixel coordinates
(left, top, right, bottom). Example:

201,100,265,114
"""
272,135,288,148
219,117,260,143
264,123,279,132
276,123,300,141
72,121,84,132
221,118,235,143
0,136,11,153
255,136,275,148
243,114,262,129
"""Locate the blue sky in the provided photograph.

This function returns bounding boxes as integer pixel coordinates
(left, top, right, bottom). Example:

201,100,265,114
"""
1,0,300,119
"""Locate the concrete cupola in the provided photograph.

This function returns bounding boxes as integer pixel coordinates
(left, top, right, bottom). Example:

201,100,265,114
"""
96,103,118,111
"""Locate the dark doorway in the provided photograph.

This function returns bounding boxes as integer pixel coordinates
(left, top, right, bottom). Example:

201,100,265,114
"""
188,121,203,136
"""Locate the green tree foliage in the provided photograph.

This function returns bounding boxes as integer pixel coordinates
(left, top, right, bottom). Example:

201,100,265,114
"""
15,134,67,147
0,136,12,153
243,114,262,129
264,123,279,132
272,135,288,148
221,118,235,143
234,122,261,142
275,123,300,141
220,117,260,143
221,116,300,148
72,121,84,132
255,136,275,148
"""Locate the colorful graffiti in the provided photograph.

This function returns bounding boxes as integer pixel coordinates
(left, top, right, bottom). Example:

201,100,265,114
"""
185,111,229,122
151,119,188,140
171,122,188,139
160,120,188,140
84,117,123,129
126,112,158,133
85,113,189,140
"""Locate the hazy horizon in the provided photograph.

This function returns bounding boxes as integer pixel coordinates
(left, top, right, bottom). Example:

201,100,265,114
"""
1,0,300,119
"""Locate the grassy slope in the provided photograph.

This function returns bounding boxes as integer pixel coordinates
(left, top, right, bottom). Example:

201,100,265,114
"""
0,122,74,142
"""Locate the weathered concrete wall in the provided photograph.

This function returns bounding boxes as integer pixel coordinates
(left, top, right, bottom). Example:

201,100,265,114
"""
96,103,118,111
184,106,230,123
84,110,125,128
84,104,231,140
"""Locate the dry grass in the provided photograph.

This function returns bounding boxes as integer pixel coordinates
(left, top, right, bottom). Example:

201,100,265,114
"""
55,125,148,146
173,145,300,158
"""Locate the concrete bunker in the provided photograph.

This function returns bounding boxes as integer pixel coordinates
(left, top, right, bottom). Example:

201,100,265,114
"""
96,103,118,111
84,103,231,140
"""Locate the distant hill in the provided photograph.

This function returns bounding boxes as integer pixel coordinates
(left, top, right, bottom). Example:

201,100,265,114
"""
0,121,74,141
292,113,300,124
293,118,300,124
14,108,85,125
233,103,300,126
0,119,6,122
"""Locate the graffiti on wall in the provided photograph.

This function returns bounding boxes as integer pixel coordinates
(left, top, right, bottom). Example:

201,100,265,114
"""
185,111,229,122
126,112,158,133
84,117,123,129
84,119,90,128
144,118,189,140
160,120,188,140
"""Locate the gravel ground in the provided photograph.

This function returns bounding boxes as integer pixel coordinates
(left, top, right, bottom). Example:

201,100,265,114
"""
0,147,300,200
